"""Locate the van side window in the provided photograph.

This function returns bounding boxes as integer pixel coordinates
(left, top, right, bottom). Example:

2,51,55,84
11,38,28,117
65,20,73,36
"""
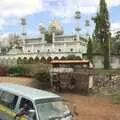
0,91,18,109
19,98,34,110
19,98,36,120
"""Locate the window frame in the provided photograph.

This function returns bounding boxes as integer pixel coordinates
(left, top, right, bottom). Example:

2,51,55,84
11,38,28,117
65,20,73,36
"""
18,97,37,120
0,90,19,110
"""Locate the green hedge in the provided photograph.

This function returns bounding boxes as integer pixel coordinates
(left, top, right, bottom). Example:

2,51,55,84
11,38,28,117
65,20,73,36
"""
8,66,29,77
7,64,51,83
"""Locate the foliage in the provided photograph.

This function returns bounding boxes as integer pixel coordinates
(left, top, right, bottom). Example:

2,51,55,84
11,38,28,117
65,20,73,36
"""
87,37,93,62
1,48,8,55
92,34,102,53
113,31,120,40
92,0,111,69
8,66,29,77
111,31,120,54
0,65,8,76
45,31,53,43
8,34,21,49
17,64,50,77
112,42,120,54
34,71,50,83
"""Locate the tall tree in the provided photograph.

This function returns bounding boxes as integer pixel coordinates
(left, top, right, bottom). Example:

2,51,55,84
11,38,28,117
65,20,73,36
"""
45,31,52,43
87,37,93,62
111,31,120,54
92,0,111,69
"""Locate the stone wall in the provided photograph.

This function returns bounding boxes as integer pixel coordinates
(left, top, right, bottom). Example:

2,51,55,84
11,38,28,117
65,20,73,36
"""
92,73,120,95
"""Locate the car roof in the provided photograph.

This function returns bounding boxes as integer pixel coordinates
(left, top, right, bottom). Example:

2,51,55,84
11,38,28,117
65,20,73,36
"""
0,83,60,101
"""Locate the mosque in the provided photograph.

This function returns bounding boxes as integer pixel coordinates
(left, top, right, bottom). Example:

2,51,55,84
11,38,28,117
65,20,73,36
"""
0,11,87,65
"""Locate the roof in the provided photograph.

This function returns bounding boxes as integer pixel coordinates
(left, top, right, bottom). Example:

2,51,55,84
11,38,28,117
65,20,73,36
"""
0,83,60,101
51,60,89,64
7,48,22,55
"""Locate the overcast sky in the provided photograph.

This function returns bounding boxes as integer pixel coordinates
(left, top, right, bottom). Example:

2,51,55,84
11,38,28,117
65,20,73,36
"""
0,0,120,39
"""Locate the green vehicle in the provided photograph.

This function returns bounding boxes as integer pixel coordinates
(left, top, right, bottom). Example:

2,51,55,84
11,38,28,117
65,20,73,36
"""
0,83,73,120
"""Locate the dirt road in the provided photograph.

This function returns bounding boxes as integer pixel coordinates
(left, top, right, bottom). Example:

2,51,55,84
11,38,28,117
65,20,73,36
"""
0,76,41,88
0,77,120,120
63,93,120,120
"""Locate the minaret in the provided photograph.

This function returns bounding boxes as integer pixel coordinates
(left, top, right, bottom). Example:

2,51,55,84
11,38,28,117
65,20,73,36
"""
39,25,46,43
74,10,81,41
39,25,46,52
85,19,90,38
21,17,27,44
51,26,56,51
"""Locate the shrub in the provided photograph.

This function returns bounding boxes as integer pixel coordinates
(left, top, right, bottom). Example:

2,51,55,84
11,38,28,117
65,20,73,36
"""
8,66,29,77
34,71,50,83
0,65,8,76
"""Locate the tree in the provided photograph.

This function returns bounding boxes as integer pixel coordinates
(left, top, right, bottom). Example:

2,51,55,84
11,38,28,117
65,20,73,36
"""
8,33,21,49
45,31,52,43
92,34,101,53
1,48,7,55
92,0,111,69
87,37,93,62
114,31,120,40
111,31,120,54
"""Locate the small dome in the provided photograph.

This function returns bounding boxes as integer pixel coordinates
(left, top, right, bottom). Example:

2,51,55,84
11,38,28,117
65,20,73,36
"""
48,20,64,35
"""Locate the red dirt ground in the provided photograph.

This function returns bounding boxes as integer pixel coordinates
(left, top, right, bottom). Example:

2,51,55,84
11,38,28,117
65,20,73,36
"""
0,77,120,120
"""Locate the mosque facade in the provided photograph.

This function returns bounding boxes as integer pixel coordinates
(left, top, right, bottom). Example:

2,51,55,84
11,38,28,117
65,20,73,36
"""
0,19,87,65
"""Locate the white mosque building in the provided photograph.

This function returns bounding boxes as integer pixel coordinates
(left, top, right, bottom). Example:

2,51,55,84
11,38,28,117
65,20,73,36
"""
0,11,87,65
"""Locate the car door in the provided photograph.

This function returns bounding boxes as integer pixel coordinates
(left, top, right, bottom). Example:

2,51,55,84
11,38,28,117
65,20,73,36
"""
0,90,19,120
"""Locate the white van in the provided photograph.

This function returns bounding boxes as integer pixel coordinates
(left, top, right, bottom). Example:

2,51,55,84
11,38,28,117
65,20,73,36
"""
0,83,73,120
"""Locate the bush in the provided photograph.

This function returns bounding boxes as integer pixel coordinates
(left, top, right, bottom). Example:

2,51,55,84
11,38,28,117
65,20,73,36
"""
0,65,8,76
17,64,50,76
34,71,50,83
8,66,29,77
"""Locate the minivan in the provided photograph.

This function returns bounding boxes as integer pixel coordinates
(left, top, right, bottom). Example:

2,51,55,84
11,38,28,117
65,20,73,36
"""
0,83,73,120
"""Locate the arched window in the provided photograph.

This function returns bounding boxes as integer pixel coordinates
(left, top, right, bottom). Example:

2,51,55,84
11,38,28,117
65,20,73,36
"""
59,49,61,52
37,50,40,53
70,48,73,52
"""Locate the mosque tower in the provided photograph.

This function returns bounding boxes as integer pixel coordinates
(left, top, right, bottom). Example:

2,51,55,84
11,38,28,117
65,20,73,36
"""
74,10,81,41
20,17,27,44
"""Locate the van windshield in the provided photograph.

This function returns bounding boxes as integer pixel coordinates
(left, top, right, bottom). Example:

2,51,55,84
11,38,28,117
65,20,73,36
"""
36,100,71,120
